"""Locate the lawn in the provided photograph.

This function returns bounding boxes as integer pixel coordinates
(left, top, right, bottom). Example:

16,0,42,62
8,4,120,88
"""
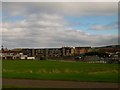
2,60,119,82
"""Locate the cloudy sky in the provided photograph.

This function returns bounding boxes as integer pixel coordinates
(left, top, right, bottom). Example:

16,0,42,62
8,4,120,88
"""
1,2,118,49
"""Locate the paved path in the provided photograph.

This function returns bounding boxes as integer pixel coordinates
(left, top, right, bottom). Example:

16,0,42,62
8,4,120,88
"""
2,78,120,88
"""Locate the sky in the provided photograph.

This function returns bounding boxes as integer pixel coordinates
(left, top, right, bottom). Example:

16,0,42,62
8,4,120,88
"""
1,2,118,49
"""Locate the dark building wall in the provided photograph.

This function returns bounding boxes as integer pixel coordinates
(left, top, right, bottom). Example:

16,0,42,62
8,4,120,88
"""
47,48,62,58
22,47,74,60
62,47,74,56
22,49,33,57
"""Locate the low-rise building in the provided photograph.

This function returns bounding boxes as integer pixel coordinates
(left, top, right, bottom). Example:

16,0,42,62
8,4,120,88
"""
1,45,119,60
75,47,91,55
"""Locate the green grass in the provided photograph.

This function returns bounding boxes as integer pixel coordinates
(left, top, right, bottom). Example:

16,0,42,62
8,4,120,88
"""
2,60,119,82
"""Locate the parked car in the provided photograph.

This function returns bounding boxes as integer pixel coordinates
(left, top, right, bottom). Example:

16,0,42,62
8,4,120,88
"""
74,56,84,61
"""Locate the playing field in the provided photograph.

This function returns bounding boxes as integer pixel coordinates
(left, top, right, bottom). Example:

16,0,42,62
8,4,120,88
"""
2,60,119,82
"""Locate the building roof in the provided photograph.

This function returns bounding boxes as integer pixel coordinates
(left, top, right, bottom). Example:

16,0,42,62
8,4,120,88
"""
1,50,21,53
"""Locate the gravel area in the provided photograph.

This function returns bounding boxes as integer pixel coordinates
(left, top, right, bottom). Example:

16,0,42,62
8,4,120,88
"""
2,78,120,88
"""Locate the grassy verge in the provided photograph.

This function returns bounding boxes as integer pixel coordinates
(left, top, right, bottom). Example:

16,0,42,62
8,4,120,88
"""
2,60,119,82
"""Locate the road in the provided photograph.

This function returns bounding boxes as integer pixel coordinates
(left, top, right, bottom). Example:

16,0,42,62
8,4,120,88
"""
2,78,120,88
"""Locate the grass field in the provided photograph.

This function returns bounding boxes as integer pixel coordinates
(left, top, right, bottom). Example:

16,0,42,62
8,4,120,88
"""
2,60,119,83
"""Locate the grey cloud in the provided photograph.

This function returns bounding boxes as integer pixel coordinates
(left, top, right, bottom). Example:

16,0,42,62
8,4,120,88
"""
2,2,118,48
2,2,118,17
2,21,118,48
90,22,117,30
